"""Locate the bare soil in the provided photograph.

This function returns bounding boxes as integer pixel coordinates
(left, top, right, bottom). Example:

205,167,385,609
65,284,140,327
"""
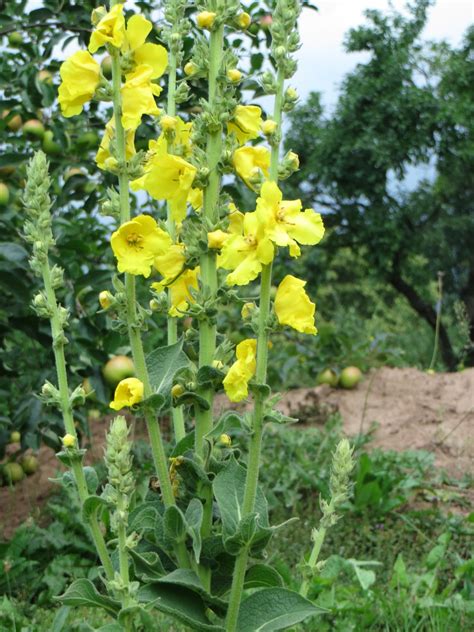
1,366,473,538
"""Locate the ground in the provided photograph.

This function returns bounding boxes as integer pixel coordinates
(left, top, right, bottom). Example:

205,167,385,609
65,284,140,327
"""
1,366,473,539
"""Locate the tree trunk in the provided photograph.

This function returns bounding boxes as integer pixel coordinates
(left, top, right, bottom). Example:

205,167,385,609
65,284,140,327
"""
389,271,458,370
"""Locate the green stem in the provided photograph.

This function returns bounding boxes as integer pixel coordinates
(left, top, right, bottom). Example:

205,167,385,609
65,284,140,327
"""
299,527,326,598
117,495,132,612
226,66,286,632
41,263,114,581
165,47,186,443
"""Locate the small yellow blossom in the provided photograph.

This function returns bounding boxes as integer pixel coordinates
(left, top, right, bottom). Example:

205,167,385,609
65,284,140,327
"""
227,105,262,145
96,118,136,170
241,302,256,319
208,230,229,250
110,377,144,410
171,384,185,398
196,11,216,29
227,69,242,83
99,290,113,310
152,266,200,317
124,14,168,78
233,146,270,189
58,51,100,117
160,115,178,131
275,275,317,335
261,119,278,135
219,433,232,447
131,151,196,222
62,433,76,448
236,12,252,29
184,61,198,76
223,339,257,402
88,4,125,54
111,214,172,277
219,211,274,286
256,181,325,257
121,65,161,130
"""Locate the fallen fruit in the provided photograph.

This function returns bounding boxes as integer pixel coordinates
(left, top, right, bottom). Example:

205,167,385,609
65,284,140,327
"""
316,368,338,387
10,430,21,443
21,455,39,475
339,366,362,389
3,462,25,484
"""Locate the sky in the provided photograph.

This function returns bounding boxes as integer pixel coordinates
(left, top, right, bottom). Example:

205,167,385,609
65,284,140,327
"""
295,0,473,107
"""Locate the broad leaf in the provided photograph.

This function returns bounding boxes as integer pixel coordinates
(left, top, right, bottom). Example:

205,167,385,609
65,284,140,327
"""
82,495,109,523
129,503,161,533
236,588,320,632
205,411,249,440
185,498,204,563
244,564,284,589
56,579,120,616
129,548,165,580
146,339,191,398
163,505,186,543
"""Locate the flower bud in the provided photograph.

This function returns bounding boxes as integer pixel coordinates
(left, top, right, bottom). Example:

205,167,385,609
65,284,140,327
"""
207,229,228,250
236,12,251,30
171,384,185,398
196,11,216,30
274,45,287,59
212,359,224,370
241,302,256,319
227,68,242,83
286,87,298,102
149,298,161,311
218,433,232,447
287,151,299,169
261,119,277,136
160,115,178,132
62,433,76,448
99,290,113,310
184,61,198,76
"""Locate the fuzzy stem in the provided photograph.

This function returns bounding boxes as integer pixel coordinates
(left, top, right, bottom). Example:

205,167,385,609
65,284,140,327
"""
41,263,114,581
226,66,286,632
299,527,326,598
117,495,132,611
110,39,189,569
165,47,186,443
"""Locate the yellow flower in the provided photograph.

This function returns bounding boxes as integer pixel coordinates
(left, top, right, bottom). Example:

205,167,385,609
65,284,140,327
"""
99,290,113,310
111,214,172,277
227,69,242,83
233,146,270,189
160,115,178,131
236,12,252,30
188,187,203,212
196,11,216,29
110,377,144,410
58,51,100,117
154,243,186,279
275,275,317,335
227,105,262,145
208,230,229,250
124,14,168,79
62,433,76,448
256,181,325,257
88,4,125,54
121,65,161,130
131,151,196,223
152,266,200,318
219,211,274,286
261,119,277,135
96,118,136,171
223,339,257,402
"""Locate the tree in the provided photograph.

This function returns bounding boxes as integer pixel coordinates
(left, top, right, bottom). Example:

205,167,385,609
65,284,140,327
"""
285,0,474,369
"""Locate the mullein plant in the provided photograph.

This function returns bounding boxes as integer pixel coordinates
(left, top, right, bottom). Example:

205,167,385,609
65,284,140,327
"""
23,1,354,630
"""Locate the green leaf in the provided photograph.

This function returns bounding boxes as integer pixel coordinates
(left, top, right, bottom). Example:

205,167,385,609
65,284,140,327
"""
0,242,28,266
138,583,225,631
196,365,225,387
154,569,226,611
129,549,165,580
244,564,284,589
236,588,320,632
171,430,195,457
83,466,99,494
51,606,70,632
213,457,269,538
146,339,191,398
163,505,186,543
263,409,298,425
118,605,154,629
174,391,211,411
129,503,161,533
205,411,249,440
82,495,109,523
185,498,204,563
140,393,166,412
347,559,380,591
56,579,120,616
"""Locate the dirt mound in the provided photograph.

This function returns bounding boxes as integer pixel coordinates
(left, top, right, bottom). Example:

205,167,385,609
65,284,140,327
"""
277,366,474,476
1,367,473,538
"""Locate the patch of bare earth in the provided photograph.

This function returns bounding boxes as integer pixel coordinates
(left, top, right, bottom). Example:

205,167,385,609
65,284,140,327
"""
1,367,473,537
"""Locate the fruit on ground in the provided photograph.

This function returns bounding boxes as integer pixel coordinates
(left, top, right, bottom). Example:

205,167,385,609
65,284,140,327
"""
10,430,21,443
316,368,338,387
0,183,10,206
3,462,24,484
42,130,61,155
21,455,39,475
339,366,363,389
23,119,45,139
102,356,135,386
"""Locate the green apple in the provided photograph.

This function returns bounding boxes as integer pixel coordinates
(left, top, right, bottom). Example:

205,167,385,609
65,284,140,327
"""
21,455,39,475
42,130,61,155
10,430,21,443
23,119,45,140
0,183,10,206
339,366,362,389
102,355,135,386
8,31,23,47
316,368,338,387
3,462,24,484
2,111,22,132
